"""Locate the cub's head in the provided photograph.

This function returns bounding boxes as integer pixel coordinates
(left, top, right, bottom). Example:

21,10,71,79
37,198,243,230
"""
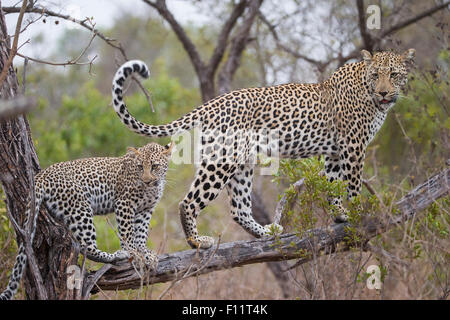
127,142,174,185
361,49,415,110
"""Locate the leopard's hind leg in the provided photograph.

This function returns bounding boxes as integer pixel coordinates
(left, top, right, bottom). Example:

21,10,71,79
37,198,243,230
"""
132,209,157,267
226,164,282,237
60,193,129,264
179,161,235,249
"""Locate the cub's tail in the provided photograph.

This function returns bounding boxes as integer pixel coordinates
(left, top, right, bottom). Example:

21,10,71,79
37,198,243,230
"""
112,60,201,138
0,193,43,300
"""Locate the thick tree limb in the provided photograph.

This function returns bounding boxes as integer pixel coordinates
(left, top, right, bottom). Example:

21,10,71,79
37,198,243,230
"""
356,0,373,51
88,164,449,295
142,0,206,77
142,0,262,102
208,0,248,75
218,0,263,94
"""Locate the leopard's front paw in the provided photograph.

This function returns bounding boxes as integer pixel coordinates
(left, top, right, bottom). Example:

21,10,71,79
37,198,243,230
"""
264,223,283,236
331,204,349,223
334,213,349,223
187,235,215,249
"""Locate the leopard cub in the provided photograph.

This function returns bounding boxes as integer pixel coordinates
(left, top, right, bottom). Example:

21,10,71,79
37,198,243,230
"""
1,142,173,300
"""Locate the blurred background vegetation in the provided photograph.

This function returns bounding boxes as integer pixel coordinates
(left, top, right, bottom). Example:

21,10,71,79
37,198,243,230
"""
0,0,448,299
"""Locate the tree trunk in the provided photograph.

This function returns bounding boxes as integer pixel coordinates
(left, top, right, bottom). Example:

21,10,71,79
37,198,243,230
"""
0,2,77,300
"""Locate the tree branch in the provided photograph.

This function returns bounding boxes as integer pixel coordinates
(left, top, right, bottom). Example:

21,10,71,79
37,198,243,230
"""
218,0,263,94
2,4,125,55
260,1,450,70
208,0,248,75
356,0,373,51
142,0,206,76
337,0,450,66
0,0,27,87
380,0,450,39
3,3,155,111
257,10,330,72
88,163,449,295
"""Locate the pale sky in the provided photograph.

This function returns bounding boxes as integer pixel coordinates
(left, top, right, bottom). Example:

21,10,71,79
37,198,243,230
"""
3,0,208,58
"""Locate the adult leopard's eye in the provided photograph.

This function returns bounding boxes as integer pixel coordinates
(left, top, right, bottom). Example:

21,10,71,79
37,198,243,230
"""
137,163,144,170
151,164,158,171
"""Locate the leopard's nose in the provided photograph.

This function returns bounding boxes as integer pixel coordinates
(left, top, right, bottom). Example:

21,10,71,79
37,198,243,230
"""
379,91,388,97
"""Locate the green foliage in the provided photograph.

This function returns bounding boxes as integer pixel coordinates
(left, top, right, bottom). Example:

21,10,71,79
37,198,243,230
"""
370,50,449,180
273,157,347,236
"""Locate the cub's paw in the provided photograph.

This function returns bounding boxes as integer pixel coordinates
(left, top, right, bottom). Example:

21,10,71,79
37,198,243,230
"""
142,249,158,268
187,235,215,249
112,249,130,263
133,248,158,270
264,223,284,236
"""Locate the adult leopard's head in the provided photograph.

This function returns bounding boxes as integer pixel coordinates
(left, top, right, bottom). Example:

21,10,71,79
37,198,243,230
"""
361,49,415,111
127,142,174,185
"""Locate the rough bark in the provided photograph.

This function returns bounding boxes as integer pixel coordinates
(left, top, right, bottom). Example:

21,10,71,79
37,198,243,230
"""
87,163,449,296
142,0,263,102
0,2,78,300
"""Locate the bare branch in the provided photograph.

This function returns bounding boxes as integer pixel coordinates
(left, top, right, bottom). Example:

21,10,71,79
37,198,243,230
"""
2,4,126,55
356,0,373,51
142,0,205,75
208,0,248,75
260,1,450,70
89,164,449,294
0,0,27,87
274,178,305,225
15,32,98,70
3,3,155,110
337,1,450,66
380,1,450,39
257,10,330,72
218,0,263,94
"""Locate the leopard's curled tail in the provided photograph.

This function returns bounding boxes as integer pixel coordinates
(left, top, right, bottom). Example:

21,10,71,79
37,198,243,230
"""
112,60,202,138
0,191,43,300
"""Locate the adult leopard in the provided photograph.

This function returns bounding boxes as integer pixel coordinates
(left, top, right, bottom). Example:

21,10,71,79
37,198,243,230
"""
111,49,415,249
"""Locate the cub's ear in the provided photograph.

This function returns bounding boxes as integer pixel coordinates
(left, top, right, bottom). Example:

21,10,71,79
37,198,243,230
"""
162,141,175,156
127,147,140,157
361,50,373,64
402,48,415,62
402,48,416,71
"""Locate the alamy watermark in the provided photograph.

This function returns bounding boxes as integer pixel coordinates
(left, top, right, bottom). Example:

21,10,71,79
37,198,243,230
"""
367,4,381,30
366,265,382,290
169,127,281,176
66,265,82,290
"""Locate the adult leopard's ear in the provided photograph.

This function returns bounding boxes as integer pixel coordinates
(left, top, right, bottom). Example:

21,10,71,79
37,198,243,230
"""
127,147,140,158
163,141,175,156
361,49,373,65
